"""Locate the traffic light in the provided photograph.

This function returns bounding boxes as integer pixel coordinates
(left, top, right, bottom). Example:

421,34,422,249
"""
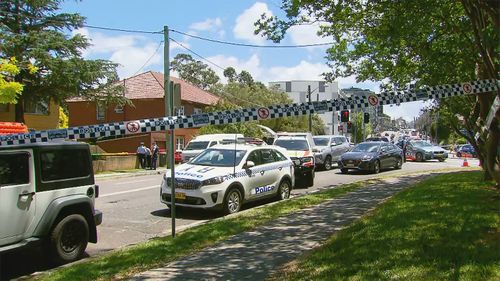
340,110,350,122
364,112,370,124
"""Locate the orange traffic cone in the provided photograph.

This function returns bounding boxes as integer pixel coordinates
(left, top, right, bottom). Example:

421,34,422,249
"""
462,157,469,167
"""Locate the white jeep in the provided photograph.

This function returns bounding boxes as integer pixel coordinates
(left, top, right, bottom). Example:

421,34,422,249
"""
0,142,102,264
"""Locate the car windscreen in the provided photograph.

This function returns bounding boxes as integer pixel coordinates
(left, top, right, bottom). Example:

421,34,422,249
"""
352,143,380,153
274,139,309,151
190,149,246,167
184,141,210,150
412,141,432,147
313,137,329,146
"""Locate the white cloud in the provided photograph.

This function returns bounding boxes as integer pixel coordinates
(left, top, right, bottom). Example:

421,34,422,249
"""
189,18,223,31
206,54,262,83
288,24,333,49
73,28,189,78
266,61,330,82
233,2,272,44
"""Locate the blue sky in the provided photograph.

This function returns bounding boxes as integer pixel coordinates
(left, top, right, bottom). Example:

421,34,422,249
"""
61,0,425,121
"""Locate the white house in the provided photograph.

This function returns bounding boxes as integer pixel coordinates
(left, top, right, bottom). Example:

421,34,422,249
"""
268,80,341,135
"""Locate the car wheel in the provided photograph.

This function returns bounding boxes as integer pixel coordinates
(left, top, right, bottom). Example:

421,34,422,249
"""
223,188,242,215
415,152,424,162
48,214,89,264
305,171,314,187
276,179,291,200
395,157,403,169
372,160,380,174
340,168,349,174
323,156,332,171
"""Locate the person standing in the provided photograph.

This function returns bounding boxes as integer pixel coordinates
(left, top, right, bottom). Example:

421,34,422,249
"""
136,142,146,169
151,142,159,170
145,146,152,169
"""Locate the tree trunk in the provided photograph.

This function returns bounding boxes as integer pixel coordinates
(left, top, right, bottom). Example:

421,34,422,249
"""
15,96,25,123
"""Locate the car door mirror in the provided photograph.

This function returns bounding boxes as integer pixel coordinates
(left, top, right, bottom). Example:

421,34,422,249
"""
244,161,255,169
380,148,387,153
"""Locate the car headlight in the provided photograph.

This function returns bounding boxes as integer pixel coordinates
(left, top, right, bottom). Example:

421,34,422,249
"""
362,155,373,160
202,176,226,186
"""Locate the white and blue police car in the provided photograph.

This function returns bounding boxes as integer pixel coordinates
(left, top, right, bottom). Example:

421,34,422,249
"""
160,144,295,214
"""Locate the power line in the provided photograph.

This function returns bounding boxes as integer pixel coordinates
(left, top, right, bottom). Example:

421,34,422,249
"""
169,29,334,48
0,10,163,34
169,37,225,71
169,37,264,107
1,10,334,48
84,25,162,34
133,40,164,76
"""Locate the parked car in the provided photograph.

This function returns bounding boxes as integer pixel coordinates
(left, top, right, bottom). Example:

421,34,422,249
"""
181,134,244,163
273,136,315,188
160,144,294,214
0,142,102,264
406,140,448,162
456,144,477,158
338,142,403,174
366,137,390,142
312,135,350,170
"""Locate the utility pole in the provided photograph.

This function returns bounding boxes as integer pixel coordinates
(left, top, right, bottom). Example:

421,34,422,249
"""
308,85,312,133
164,26,176,237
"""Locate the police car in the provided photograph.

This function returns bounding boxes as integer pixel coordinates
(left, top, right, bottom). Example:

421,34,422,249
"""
160,144,295,214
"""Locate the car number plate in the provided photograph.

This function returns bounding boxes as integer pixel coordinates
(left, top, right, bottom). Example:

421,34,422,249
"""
345,164,355,168
175,192,186,200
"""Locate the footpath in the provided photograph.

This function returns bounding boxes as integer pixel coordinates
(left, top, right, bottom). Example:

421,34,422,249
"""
129,171,447,281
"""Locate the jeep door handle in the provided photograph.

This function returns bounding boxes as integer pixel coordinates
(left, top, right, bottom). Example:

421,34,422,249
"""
19,191,35,198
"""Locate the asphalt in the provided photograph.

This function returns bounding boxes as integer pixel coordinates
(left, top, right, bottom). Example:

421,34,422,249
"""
129,171,445,281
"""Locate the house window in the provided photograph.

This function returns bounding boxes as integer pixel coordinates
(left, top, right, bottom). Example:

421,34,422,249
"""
175,106,185,116
285,81,292,92
319,81,326,93
176,136,184,151
114,105,124,113
96,103,105,120
193,107,202,115
25,99,49,115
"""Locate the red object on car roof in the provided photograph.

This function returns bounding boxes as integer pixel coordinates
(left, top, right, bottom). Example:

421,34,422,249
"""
0,122,28,134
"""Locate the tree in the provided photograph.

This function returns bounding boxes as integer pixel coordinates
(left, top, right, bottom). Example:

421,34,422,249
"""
0,57,23,104
223,67,237,83
201,78,325,136
0,0,126,124
255,0,499,182
171,54,220,90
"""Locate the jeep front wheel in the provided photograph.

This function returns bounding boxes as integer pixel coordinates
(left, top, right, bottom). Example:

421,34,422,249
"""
49,214,89,264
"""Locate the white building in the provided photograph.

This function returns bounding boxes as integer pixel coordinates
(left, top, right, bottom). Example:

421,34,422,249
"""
268,80,341,135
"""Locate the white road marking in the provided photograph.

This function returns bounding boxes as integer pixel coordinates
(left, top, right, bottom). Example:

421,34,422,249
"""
100,185,159,198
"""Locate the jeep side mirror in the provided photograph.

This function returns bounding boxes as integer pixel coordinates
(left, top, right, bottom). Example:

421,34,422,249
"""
244,161,255,169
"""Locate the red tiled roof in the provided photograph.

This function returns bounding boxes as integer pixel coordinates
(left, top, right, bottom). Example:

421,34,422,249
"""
68,71,219,105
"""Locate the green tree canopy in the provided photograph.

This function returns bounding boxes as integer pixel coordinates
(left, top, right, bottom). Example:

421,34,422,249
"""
171,54,220,91
0,0,125,123
255,0,499,182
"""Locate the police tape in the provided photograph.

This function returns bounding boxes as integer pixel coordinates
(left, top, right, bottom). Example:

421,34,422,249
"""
1,79,498,146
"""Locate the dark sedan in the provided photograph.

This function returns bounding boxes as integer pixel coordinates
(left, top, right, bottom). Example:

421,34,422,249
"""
338,142,403,174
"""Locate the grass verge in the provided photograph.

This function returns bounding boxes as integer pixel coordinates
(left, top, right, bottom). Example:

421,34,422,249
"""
270,171,500,281
34,179,373,280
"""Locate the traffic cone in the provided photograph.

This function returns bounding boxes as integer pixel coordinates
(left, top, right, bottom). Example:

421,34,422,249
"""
462,157,469,167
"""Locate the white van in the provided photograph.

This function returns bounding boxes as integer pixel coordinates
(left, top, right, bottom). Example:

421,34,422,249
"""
181,134,244,163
